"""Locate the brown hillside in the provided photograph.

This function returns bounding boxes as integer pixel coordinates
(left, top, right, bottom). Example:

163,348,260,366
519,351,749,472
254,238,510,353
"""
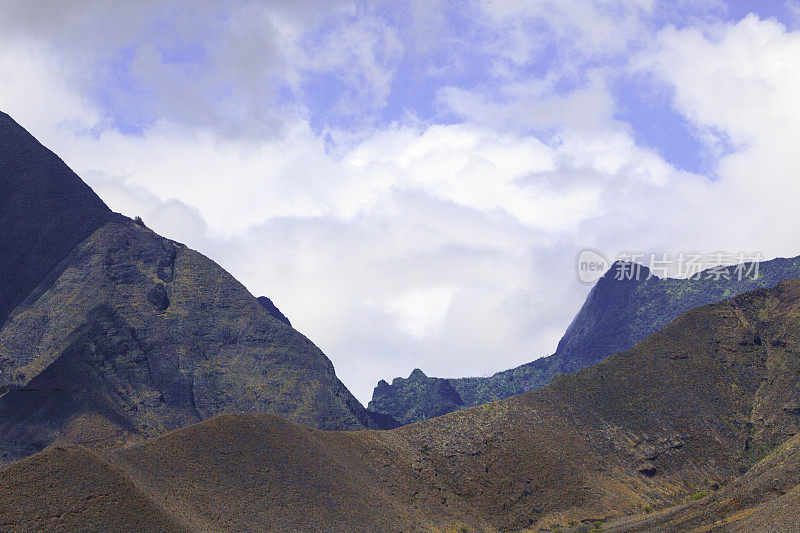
1,414,477,532
4,279,800,531
392,277,800,529
605,429,800,531
0,445,189,532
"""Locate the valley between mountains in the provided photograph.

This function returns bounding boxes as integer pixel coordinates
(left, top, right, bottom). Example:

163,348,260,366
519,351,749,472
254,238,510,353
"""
3,110,800,531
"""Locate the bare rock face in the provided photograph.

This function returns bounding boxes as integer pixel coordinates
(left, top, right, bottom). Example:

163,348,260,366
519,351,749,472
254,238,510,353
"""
369,369,464,425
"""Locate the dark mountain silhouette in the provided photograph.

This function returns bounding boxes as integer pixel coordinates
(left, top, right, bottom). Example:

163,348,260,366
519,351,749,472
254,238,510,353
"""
370,257,800,424
0,112,389,465
0,111,113,328
5,278,800,530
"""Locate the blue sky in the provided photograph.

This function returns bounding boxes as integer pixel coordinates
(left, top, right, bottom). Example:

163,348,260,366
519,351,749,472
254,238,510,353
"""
2,0,800,401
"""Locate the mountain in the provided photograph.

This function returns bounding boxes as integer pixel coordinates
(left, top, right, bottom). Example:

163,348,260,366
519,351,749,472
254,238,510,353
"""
0,112,388,464
5,278,800,531
370,368,465,426
370,257,800,425
0,111,113,328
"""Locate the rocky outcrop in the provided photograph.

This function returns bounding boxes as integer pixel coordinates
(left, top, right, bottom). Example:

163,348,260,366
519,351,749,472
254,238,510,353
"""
368,369,464,425
257,296,291,326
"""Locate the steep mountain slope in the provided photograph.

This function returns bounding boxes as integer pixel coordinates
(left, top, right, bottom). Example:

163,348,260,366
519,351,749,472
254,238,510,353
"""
0,113,387,464
0,218,381,464
5,279,800,531
0,111,113,328
371,257,800,424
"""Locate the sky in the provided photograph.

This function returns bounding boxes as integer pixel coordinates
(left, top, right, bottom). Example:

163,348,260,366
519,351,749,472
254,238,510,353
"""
2,0,800,403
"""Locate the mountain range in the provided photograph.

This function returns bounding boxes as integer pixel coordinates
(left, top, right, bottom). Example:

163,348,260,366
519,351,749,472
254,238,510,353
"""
5,276,800,530
3,110,800,531
369,257,800,425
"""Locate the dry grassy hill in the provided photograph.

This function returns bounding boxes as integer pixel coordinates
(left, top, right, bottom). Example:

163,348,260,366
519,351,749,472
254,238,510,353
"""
605,429,800,531
4,278,800,531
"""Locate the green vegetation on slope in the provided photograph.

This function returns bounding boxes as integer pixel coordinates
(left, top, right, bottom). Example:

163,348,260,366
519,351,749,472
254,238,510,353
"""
370,257,800,424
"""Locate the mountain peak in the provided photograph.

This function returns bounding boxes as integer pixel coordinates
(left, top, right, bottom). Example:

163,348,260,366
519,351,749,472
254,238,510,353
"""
602,260,654,282
0,112,390,464
409,368,427,379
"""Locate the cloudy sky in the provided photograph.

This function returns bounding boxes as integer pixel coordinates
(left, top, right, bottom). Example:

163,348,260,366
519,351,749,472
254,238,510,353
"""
2,0,800,402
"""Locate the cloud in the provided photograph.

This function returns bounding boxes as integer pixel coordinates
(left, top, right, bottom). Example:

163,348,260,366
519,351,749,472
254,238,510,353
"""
472,0,653,78
636,14,800,254
644,15,800,142
437,72,617,134
0,0,406,136
3,2,800,403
